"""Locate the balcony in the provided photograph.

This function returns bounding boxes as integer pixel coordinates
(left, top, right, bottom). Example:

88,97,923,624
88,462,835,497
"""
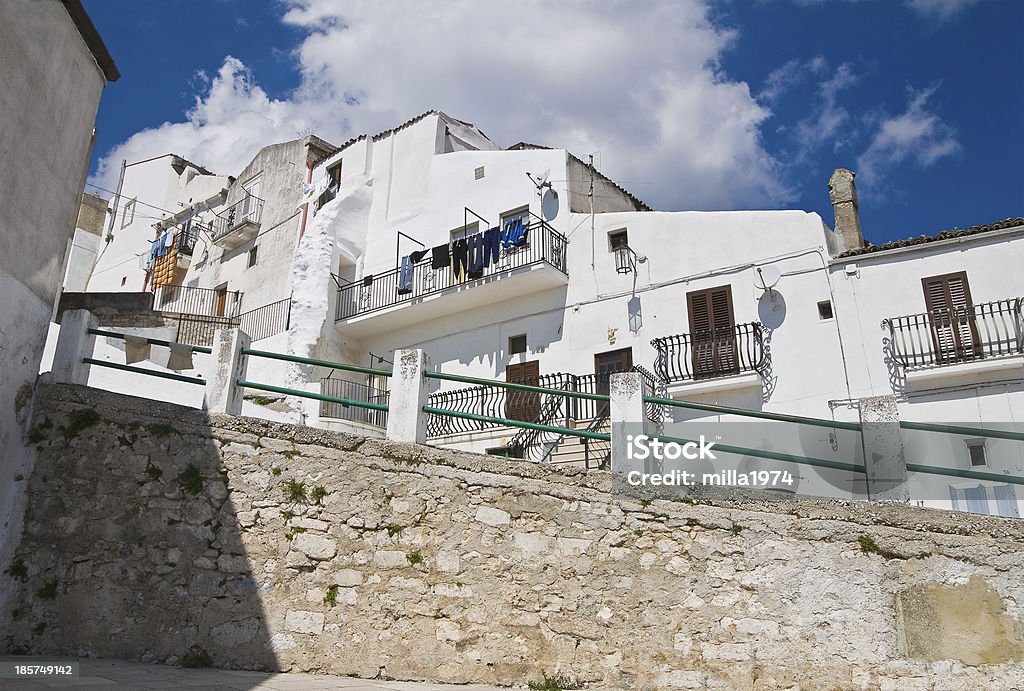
212,194,264,250
651,322,768,395
885,298,1023,378
335,221,568,336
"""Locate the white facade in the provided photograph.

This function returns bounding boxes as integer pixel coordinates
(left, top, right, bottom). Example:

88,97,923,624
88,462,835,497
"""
56,110,1023,518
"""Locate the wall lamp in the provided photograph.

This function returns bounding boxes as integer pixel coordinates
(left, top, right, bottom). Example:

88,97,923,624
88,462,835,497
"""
614,245,647,275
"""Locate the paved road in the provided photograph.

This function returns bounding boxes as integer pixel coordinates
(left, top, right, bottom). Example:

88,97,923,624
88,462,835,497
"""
0,657,513,690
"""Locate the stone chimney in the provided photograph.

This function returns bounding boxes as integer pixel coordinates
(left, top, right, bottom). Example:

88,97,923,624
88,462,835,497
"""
828,168,864,251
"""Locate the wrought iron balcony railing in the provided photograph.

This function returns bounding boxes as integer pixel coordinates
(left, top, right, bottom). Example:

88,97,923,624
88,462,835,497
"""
884,298,1023,370
335,221,568,320
212,194,264,243
319,377,391,428
176,220,204,256
152,284,241,319
651,322,768,384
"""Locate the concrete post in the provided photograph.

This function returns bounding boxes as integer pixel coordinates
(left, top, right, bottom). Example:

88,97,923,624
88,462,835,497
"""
859,395,909,502
610,372,650,471
205,328,250,415
51,309,98,386
386,348,430,444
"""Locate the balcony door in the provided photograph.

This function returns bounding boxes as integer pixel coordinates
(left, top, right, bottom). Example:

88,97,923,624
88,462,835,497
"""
214,283,228,317
505,360,540,422
241,176,262,223
594,348,633,418
687,285,739,379
922,272,980,363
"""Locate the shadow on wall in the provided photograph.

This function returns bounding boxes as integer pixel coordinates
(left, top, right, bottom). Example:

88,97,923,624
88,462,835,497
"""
4,385,279,677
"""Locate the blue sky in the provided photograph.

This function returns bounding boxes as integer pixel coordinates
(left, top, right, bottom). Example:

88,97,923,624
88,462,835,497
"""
85,0,1022,246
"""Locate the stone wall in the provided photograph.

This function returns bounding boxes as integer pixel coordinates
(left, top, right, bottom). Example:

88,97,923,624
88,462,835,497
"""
7,383,1024,689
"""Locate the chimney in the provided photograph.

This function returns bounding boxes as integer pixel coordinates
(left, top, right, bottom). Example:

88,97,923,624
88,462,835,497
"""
828,168,864,251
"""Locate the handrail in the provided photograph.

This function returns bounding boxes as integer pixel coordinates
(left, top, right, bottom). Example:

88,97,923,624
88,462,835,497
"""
425,370,609,401
899,420,1024,442
651,433,866,474
241,348,392,378
237,380,389,411
642,395,862,431
88,328,213,355
905,462,1024,486
82,357,205,385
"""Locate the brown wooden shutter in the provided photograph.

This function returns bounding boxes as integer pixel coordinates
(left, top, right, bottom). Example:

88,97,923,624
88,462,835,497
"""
505,360,540,422
687,285,738,378
921,272,979,362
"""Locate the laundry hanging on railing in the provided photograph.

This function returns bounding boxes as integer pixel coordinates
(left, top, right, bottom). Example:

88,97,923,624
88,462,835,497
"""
167,343,195,371
124,335,152,364
397,256,414,294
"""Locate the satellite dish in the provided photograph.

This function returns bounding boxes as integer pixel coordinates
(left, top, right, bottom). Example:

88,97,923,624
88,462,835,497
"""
541,188,559,220
754,265,782,291
527,169,553,191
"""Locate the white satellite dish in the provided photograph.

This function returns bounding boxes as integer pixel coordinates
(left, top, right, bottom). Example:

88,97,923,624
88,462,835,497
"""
541,188,559,220
754,265,782,292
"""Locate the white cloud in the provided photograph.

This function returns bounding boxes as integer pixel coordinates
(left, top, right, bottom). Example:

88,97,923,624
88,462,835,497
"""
794,62,858,158
780,0,982,22
905,0,983,22
92,1,794,211
856,85,961,186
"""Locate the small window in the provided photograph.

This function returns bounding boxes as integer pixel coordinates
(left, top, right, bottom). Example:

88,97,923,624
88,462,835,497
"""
120,276,127,286
509,334,527,355
121,198,136,229
817,300,834,320
450,222,479,242
248,246,258,268
474,166,485,180
608,229,629,252
966,439,987,467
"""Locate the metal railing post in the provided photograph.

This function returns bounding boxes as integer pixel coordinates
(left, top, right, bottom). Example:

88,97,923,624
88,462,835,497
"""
858,395,909,502
610,372,650,472
386,348,430,444
52,310,98,386
205,328,250,415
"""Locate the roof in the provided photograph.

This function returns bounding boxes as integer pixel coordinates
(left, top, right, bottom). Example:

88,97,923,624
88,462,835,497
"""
508,142,652,212
837,217,1024,258
61,0,119,82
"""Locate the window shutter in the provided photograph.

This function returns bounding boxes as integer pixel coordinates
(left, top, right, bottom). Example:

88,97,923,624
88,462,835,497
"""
505,360,540,422
921,272,979,362
687,286,738,378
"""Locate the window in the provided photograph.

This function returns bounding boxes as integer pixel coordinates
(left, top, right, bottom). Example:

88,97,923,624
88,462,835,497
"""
509,334,527,355
505,360,540,422
965,439,987,467
994,485,1020,518
121,198,136,229
921,271,979,362
500,207,530,250
594,348,633,396
949,485,990,515
817,300,834,320
474,166,485,180
248,246,258,268
687,285,738,379
449,222,479,243
120,276,127,286
608,229,629,252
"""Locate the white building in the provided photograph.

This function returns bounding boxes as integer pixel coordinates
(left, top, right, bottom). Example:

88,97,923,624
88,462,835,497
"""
1,0,118,609
59,110,1023,517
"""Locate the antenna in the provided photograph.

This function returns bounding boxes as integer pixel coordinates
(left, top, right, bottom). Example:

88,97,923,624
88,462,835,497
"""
754,265,782,292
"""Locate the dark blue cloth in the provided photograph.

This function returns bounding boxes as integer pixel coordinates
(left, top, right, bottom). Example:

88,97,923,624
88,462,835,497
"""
397,256,413,294
482,227,501,267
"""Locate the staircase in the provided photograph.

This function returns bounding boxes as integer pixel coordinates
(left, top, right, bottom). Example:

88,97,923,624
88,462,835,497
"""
545,418,611,468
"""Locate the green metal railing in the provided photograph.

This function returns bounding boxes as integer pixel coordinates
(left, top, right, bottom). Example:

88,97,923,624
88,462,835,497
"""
82,357,205,385
905,462,1024,486
240,348,392,378
88,328,213,355
898,420,1024,442
236,349,393,413
421,407,610,442
642,394,863,431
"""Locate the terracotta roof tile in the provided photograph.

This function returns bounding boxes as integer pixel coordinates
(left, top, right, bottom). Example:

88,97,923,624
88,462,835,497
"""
837,217,1024,258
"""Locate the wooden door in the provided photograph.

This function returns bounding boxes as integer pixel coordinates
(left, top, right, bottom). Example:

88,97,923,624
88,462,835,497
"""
214,284,228,317
922,272,979,363
505,360,540,422
687,285,738,379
